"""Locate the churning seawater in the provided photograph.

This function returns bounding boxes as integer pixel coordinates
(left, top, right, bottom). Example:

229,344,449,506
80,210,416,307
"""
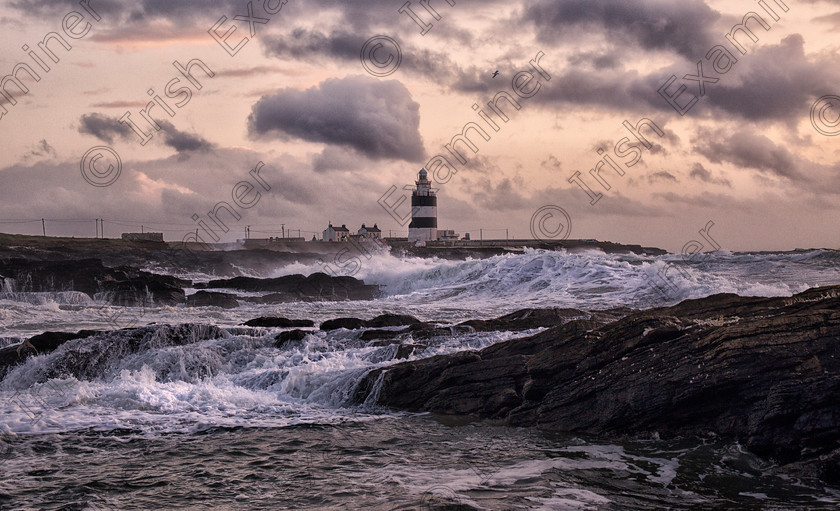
1,248,839,509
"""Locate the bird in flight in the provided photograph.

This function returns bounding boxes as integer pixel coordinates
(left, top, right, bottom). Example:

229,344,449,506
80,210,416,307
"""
492,70,499,78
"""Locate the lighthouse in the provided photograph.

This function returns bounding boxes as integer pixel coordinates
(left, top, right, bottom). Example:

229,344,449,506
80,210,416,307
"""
408,168,437,242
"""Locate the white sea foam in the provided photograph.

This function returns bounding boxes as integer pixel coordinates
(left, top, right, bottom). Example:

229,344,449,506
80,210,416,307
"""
271,248,837,311
0,324,531,436
2,249,839,438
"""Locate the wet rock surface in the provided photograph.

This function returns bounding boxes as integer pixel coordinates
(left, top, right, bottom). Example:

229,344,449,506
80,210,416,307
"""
186,291,240,309
0,258,187,306
354,286,840,482
274,329,313,349
196,272,380,301
242,317,315,328
0,259,380,306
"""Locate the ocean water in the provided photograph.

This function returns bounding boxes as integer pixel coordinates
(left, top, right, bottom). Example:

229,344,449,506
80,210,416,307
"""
1,248,839,510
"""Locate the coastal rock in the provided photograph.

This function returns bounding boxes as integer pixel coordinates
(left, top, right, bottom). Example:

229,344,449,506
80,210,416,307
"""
195,272,379,301
186,291,239,309
409,325,476,339
0,330,101,377
246,292,302,304
360,329,411,341
321,314,424,331
243,317,315,328
320,317,366,331
354,286,840,482
0,258,113,295
104,278,186,306
0,258,188,306
274,329,312,349
457,308,589,331
365,314,423,328
395,343,425,360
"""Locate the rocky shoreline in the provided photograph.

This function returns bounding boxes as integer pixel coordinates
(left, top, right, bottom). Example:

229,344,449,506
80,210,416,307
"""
2,287,838,483
350,286,840,483
0,258,380,307
0,232,666,270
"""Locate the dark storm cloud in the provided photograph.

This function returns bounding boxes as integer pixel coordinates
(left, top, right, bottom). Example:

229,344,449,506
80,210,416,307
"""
10,0,410,33
567,51,622,70
513,34,840,128
701,35,840,124
813,11,840,29
78,113,212,153
689,163,732,187
693,129,800,180
311,147,369,174
472,178,529,211
158,121,214,153
78,113,134,144
540,155,563,171
648,171,677,183
520,66,664,113
262,28,461,84
11,0,228,19
520,0,719,59
22,140,57,162
262,28,363,61
214,66,288,79
247,75,425,162
690,162,713,181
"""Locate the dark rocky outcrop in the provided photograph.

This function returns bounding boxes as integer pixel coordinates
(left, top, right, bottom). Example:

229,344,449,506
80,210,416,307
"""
0,330,102,377
0,258,113,296
390,239,666,259
1,324,230,382
0,258,188,306
274,329,312,349
395,344,425,360
320,317,367,331
365,314,423,328
458,308,589,331
245,292,304,304
243,317,315,328
354,286,840,482
320,314,424,331
196,272,379,301
359,329,409,341
328,309,606,339
104,278,186,306
186,291,239,309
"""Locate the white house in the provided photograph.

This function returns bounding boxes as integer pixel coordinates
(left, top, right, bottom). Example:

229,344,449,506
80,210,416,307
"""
322,223,350,241
358,223,382,240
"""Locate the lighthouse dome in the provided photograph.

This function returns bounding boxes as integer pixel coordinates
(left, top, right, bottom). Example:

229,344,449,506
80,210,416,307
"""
418,168,428,180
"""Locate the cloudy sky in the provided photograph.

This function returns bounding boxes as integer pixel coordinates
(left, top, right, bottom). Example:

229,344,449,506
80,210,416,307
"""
0,0,838,251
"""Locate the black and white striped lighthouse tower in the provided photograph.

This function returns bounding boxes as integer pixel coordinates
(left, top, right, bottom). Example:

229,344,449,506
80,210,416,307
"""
408,168,437,242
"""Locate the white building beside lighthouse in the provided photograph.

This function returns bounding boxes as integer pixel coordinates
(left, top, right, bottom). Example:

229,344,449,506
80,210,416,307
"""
408,168,438,242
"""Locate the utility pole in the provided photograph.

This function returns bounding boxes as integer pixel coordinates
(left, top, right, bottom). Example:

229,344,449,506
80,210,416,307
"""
506,228,509,240
480,228,482,241
141,225,144,233
101,219,104,239
95,219,99,239
281,224,285,239
42,218,46,237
